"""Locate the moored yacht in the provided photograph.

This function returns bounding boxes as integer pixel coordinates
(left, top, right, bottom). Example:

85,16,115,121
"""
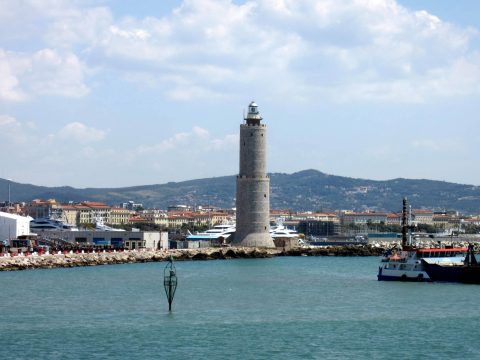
270,222,299,239
186,224,236,241
30,218,78,231
94,217,125,231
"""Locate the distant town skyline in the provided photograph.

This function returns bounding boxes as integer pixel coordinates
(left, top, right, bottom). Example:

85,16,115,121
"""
0,0,479,188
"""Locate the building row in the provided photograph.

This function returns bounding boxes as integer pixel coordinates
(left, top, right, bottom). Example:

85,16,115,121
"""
4,199,476,232
22,199,232,229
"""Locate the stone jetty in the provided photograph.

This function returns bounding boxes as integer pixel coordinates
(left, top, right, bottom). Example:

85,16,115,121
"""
2,239,477,271
0,245,386,271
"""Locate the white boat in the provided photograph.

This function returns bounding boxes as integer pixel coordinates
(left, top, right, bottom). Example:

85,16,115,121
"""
270,224,299,239
378,247,467,282
186,224,236,241
30,218,78,231
186,221,300,244
94,217,125,232
377,199,466,282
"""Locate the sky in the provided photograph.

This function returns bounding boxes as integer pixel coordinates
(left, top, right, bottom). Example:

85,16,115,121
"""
0,0,479,188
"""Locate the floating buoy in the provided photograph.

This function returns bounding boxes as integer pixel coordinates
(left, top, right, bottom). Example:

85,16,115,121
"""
163,256,178,312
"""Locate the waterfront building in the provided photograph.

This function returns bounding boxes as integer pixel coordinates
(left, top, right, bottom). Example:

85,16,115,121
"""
292,212,339,222
168,205,191,212
139,209,169,227
166,211,229,229
167,213,192,229
341,212,388,225
34,229,168,250
81,202,112,224
25,199,62,219
110,207,132,225
463,217,480,226
433,213,459,230
75,204,93,225
0,202,25,214
270,209,292,220
62,205,81,225
298,220,340,237
386,213,402,225
233,101,274,248
0,211,33,240
60,202,112,226
121,201,144,210
412,209,434,225
128,215,147,225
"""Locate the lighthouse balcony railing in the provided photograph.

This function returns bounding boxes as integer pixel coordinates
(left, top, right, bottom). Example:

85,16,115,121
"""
241,123,266,127
237,175,270,179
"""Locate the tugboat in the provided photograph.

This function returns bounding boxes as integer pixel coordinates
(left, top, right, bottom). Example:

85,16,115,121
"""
422,244,480,284
377,198,467,282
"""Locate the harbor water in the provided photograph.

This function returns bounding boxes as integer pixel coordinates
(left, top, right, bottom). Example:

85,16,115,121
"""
1,256,480,359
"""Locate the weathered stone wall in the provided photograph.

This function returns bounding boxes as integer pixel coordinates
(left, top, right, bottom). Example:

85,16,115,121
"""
0,245,388,271
234,121,274,248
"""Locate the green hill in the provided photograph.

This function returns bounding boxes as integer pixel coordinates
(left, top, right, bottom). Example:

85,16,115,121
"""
1,170,479,213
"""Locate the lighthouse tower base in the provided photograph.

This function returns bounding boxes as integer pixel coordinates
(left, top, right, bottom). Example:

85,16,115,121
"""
231,232,275,248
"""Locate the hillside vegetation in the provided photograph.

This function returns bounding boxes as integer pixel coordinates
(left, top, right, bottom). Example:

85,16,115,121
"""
1,170,479,213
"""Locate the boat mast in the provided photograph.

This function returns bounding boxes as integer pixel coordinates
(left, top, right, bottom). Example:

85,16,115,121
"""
401,198,408,249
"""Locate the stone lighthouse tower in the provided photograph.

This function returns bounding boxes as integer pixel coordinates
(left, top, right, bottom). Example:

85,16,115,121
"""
233,101,275,248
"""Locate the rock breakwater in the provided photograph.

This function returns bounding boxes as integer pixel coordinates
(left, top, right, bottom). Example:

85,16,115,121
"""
0,245,386,271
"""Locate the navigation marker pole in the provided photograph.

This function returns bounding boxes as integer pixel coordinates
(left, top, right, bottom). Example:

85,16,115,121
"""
163,256,177,312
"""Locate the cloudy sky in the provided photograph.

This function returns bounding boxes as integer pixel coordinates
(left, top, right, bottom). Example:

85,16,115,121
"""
0,0,479,188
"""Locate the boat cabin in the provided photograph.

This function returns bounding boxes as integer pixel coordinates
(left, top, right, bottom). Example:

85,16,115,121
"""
416,248,467,258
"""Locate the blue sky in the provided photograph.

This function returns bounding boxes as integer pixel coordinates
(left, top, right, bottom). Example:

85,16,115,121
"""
0,0,479,188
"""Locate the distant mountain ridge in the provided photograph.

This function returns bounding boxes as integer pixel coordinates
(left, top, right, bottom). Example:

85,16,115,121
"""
1,169,479,213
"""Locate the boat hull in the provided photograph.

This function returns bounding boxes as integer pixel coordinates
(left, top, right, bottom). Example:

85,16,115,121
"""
377,265,431,282
423,262,480,284
377,274,431,282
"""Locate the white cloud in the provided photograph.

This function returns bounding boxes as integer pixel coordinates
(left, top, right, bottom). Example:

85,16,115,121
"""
411,138,461,152
29,49,89,97
136,126,237,156
1,0,480,104
87,0,480,102
109,25,151,40
127,125,238,183
0,115,17,126
0,50,28,102
0,115,114,184
137,131,191,155
0,116,107,146
0,114,29,144
192,126,209,138
0,48,89,102
57,122,107,143
209,134,238,150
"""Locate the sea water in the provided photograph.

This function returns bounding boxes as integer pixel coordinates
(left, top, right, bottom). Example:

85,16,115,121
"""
1,256,480,359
